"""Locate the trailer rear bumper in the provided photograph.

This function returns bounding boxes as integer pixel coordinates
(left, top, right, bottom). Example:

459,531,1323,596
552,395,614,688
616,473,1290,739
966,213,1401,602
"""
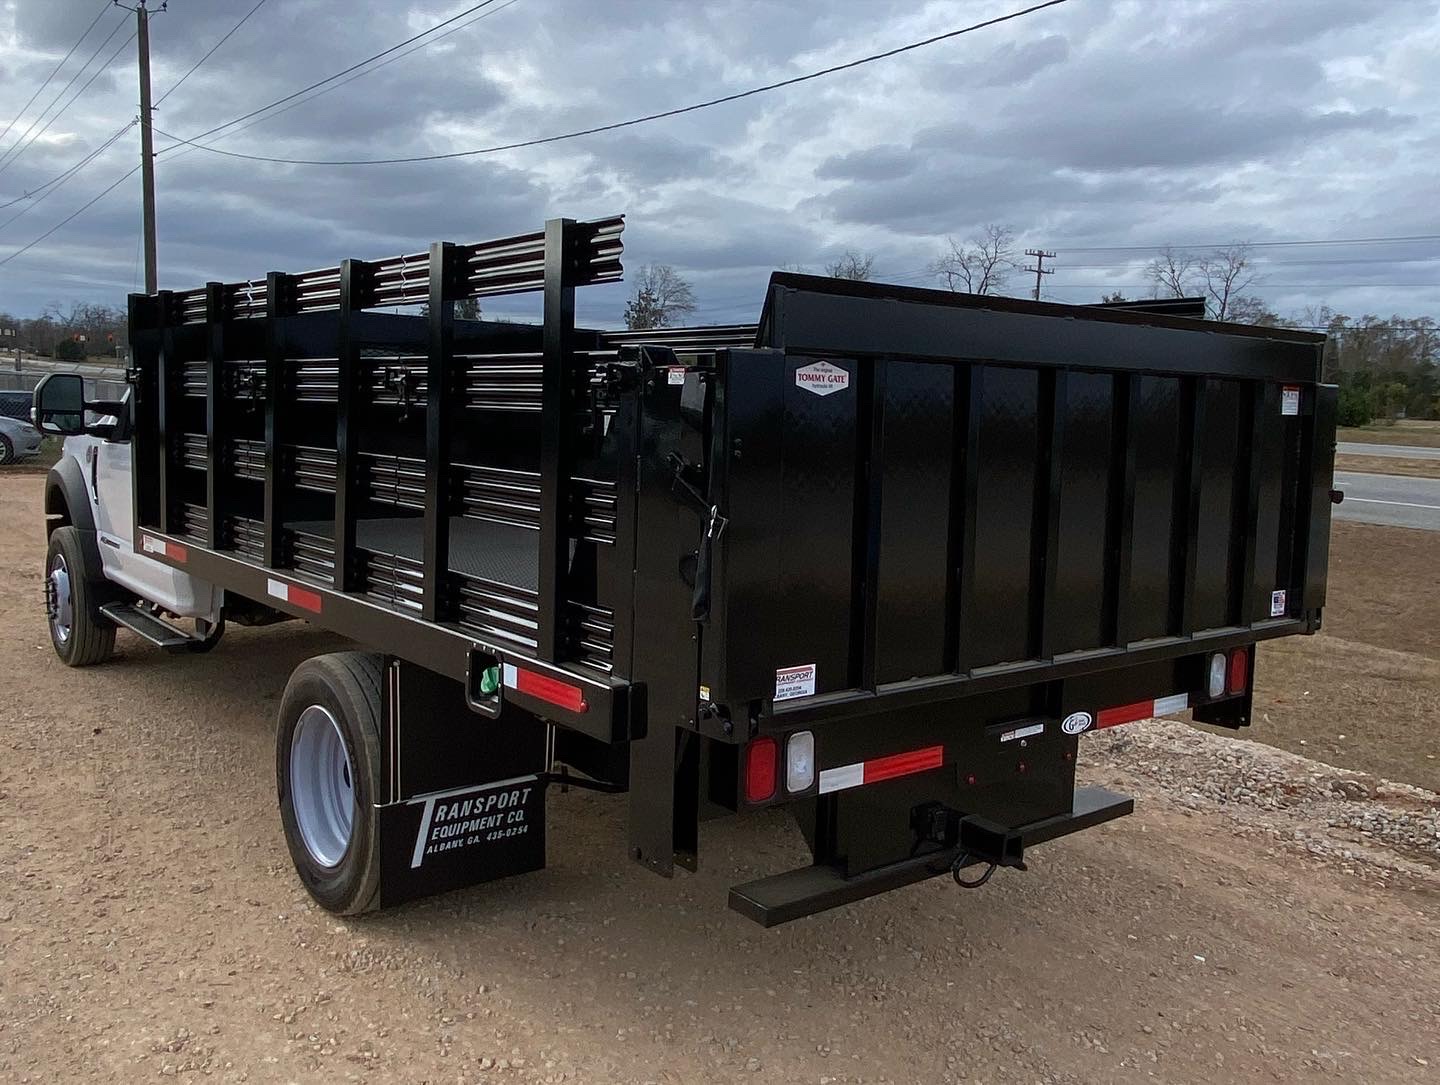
727,785,1133,927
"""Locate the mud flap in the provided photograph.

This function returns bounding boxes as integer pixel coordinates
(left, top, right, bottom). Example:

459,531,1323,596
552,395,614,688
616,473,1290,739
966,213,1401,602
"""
377,776,547,908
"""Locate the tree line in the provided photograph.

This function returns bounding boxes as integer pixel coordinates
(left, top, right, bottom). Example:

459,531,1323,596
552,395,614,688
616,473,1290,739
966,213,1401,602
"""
0,301,128,362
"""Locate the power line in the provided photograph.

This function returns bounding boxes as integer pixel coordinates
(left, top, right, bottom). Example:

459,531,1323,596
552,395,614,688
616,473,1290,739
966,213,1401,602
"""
0,119,137,210
0,1,114,150
0,0,524,271
152,0,1073,166
0,164,141,268
154,0,271,107
0,121,135,233
159,0,525,162
0,13,132,177
160,0,509,151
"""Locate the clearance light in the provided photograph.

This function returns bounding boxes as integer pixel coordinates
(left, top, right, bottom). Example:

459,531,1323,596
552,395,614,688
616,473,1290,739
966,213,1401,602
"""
745,737,778,803
1207,653,1228,699
785,731,815,793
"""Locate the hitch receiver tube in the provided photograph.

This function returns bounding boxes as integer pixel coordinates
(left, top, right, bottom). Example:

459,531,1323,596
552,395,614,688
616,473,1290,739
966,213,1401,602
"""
727,786,1133,927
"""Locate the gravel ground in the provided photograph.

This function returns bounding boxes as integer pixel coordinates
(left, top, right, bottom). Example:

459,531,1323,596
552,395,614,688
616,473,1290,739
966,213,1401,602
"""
2,472,1439,1084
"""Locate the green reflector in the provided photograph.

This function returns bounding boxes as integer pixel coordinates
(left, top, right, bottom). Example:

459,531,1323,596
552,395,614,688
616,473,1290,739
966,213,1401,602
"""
479,665,501,695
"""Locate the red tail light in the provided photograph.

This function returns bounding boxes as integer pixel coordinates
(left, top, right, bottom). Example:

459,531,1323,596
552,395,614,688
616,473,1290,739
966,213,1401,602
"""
1228,648,1249,694
744,737,778,803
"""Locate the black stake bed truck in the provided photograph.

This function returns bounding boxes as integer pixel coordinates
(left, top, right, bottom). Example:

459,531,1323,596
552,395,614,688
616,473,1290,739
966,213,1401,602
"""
33,215,1337,925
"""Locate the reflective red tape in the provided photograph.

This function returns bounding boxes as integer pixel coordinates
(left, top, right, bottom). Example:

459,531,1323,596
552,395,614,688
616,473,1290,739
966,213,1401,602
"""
864,744,944,783
503,664,588,714
1096,701,1153,728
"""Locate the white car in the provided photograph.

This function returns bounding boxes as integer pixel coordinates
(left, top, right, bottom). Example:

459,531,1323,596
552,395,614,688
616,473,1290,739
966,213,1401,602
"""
0,400,43,463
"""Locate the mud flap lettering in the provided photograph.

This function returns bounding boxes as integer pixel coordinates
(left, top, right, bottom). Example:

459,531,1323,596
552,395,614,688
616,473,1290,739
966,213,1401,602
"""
377,776,546,907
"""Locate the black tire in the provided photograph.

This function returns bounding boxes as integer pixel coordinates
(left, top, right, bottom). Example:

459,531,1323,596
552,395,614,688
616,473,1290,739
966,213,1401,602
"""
0,435,13,465
276,652,385,915
185,617,225,653
45,526,116,666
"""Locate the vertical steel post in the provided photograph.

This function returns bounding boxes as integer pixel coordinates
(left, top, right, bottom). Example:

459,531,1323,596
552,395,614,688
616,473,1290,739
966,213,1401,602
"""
155,290,175,534
204,281,224,548
951,365,984,674
262,271,289,567
422,243,456,622
537,219,577,662
855,358,886,690
1105,374,1139,647
1034,369,1066,662
334,259,368,592
1173,377,1207,635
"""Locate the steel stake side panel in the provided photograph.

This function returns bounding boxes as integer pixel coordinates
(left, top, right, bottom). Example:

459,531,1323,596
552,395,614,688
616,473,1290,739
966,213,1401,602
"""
700,278,1335,721
125,217,636,743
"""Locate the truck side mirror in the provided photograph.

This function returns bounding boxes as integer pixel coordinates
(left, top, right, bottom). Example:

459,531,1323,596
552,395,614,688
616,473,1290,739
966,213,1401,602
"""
31,373,86,436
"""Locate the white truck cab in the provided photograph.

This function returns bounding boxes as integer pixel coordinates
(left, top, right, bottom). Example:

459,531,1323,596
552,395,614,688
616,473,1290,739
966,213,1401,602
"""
34,374,228,664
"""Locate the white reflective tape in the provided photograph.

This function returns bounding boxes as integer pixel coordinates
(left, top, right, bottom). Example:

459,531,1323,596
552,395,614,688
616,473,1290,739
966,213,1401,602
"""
817,763,864,795
502,663,518,689
1152,693,1190,716
266,578,288,602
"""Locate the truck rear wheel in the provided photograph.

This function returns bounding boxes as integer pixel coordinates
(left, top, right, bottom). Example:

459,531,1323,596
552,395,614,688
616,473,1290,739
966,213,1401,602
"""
45,526,116,666
276,652,385,915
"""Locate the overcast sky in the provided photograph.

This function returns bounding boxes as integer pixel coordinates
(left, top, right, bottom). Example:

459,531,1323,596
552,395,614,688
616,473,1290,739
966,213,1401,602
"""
0,0,1436,326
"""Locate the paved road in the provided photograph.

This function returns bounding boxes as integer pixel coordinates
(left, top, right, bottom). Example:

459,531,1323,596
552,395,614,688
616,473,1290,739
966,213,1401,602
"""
1333,470,1440,530
1338,441,1440,461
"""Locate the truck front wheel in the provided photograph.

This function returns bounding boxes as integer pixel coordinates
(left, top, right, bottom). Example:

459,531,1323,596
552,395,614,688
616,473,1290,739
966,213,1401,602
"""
45,526,116,666
276,652,385,915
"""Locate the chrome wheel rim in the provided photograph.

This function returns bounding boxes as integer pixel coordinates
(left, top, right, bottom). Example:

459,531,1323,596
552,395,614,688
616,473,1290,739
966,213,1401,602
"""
48,553,73,644
289,705,355,868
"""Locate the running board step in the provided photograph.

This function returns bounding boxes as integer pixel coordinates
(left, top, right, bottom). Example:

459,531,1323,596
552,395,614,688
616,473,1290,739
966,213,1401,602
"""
98,602,199,650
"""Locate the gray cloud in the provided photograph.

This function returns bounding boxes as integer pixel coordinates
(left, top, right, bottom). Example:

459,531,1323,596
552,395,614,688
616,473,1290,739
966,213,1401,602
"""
0,0,1436,326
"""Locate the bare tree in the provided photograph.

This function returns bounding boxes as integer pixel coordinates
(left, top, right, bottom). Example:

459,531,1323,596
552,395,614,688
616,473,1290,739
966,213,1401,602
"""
928,225,1016,295
825,250,874,281
1222,294,1280,326
1198,243,1258,321
624,264,697,330
1100,291,1129,304
1145,246,1197,298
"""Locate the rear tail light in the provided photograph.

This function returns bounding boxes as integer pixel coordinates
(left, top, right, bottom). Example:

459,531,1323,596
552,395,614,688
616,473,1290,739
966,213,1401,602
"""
1207,653,1227,699
1228,647,1249,694
785,731,815,793
744,737,778,803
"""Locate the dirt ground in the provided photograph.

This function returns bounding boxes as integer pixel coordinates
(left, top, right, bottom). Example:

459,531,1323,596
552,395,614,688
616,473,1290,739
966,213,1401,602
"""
1206,520,1440,794
2,473,1438,1084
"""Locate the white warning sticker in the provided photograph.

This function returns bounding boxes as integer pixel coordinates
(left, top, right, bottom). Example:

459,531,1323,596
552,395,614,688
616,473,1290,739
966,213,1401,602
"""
774,664,817,701
667,366,686,386
1000,722,1045,743
1281,386,1301,416
1270,589,1287,617
795,360,850,397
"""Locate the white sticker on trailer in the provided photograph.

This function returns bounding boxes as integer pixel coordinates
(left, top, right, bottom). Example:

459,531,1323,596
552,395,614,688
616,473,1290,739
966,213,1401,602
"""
1281,386,1301,415
667,367,687,386
794,360,850,397
774,663,816,701
1270,589,1287,617
1000,722,1045,743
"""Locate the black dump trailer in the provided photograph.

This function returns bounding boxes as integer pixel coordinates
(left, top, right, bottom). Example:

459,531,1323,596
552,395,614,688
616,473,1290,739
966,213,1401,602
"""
65,215,1335,925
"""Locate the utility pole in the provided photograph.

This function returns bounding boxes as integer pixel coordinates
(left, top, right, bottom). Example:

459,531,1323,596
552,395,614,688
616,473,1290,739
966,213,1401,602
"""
117,0,165,294
1024,249,1055,301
